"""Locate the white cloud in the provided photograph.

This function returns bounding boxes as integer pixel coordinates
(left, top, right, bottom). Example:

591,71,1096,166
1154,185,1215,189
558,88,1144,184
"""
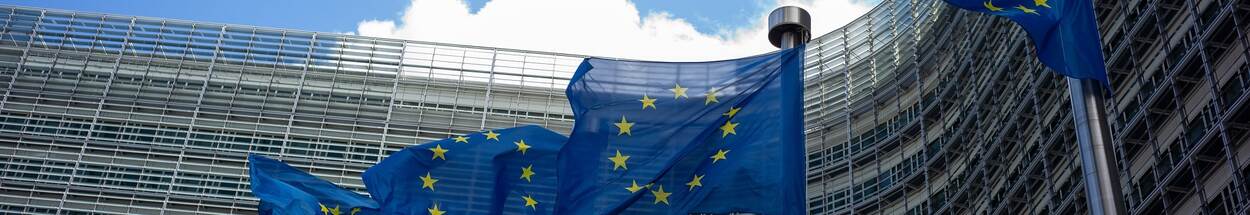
356,0,873,61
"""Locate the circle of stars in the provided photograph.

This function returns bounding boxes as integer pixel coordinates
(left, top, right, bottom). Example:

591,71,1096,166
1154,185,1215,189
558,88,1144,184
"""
604,83,747,206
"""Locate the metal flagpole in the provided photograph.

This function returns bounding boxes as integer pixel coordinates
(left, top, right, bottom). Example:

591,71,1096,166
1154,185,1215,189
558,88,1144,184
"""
767,6,811,50
1068,78,1128,215
766,5,1127,215
767,4,1128,215
768,6,811,212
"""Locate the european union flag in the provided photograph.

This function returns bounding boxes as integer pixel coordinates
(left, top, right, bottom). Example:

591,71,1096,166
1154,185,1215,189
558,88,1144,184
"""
363,125,567,214
942,0,1110,86
247,154,378,215
556,47,807,214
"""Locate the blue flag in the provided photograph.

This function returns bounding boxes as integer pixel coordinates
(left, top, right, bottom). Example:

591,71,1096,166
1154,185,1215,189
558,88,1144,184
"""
363,125,567,214
248,154,378,215
556,46,807,214
942,0,1110,86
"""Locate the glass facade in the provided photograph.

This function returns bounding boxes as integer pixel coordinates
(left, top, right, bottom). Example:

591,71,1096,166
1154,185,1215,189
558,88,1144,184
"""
801,0,1250,214
0,0,1248,214
0,5,579,214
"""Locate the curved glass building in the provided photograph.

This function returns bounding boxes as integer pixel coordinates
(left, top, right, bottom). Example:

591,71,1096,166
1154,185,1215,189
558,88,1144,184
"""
801,0,1250,214
0,5,581,214
0,0,1248,214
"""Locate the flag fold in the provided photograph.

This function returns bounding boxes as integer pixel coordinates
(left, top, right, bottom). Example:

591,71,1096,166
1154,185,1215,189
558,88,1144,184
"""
364,125,568,215
248,154,378,215
942,0,1110,86
556,46,807,214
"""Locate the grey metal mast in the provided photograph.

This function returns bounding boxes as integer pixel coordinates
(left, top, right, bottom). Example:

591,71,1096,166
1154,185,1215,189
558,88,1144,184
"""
1069,78,1128,215
767,6,811,50
768,6,811,213
766,4,1127,215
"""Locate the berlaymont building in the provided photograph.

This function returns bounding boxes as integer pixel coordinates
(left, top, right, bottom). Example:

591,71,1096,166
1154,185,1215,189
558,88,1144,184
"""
0,0,1247,214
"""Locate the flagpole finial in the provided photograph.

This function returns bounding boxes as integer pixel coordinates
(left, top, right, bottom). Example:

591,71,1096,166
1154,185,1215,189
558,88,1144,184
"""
768,6,811,49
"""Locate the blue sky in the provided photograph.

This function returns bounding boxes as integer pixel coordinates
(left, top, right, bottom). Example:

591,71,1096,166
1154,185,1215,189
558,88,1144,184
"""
628,0,770,35
3,0,411,33
4,0,769,36
3,0,878,60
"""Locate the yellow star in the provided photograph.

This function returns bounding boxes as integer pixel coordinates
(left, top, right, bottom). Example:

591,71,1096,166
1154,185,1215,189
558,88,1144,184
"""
639,94,657,110
1034,0,1050,8
351,208,360,215
522,195,538,210
329,205,341,215
686,174,704,191
1016,5,1039,15
722,107,741,118
704,90,719,105
614,116,634,136
608,150,630,170
670,84,688,99
319,203,329,215
429,144,448,160
484,130,501,141
626,180,646,193
427,203,446,215
420,172,438,190
720,121,738,137
983,1,1004,11
651,185,672,205
520,164,535,182
514,139,532,155
710,149,730,163
453,136,468,143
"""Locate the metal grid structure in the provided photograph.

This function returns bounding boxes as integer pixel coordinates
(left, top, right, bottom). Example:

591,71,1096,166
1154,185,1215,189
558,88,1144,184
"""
801,0,1250,214
0,0,1247,214
0,5,580,214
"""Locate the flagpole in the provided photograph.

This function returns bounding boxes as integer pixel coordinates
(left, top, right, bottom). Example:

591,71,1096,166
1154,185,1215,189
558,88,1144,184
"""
767,6,810,50
1068,78,1128,215
768,6,811,213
